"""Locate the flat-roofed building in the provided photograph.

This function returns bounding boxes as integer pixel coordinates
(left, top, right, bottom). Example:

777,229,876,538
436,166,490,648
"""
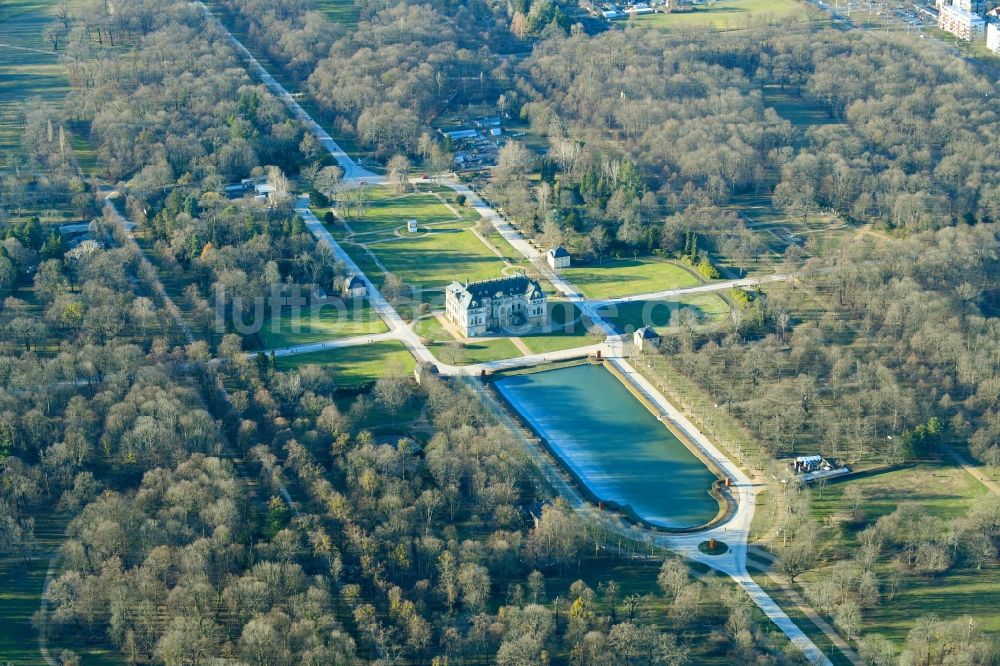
938,4,986,40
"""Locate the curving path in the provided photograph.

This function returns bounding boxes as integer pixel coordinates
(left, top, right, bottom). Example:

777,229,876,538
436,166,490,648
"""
204,12,827,663
293,197,826,661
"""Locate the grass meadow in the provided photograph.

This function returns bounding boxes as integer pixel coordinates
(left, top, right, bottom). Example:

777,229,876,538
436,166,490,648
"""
360,230,509,288
0,514,125,665
413,314,524,365
630,0,811,31
332,187,463,237
0,0,67,160
274,340,416,384
561,257,702,299
313,0,361,29
801,464,1000,647
596,293,731,335
253,299,388,350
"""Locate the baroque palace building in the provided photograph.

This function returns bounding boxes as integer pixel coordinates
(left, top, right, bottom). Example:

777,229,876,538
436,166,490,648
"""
445,275,547,337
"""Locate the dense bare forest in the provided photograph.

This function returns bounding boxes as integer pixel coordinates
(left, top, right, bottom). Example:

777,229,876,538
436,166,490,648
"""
3,0,1000,663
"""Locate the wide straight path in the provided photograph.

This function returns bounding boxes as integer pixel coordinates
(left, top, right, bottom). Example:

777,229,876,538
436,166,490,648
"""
206,14,828,662
196,1,378,182
445,182,825,662
945,446,1000,498
295,198,609,375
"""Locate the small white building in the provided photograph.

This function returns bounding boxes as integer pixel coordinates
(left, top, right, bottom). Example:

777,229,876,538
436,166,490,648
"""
342,274,367,298
633,326,660,351
793,455,823,473
988,22,1000,55
407,219,418,233
546,246,571,269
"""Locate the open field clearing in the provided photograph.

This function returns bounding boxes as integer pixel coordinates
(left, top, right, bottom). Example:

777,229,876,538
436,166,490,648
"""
357,230,510,288
0,514,126,665
253,299,388,349
630,0,811,30
596,293,731,334
313,0,361,29
274,340,416,383
517,301,603,354
801,464,1000,645
561,257,702,299
0,1,67,160
317,186,526,292
413,314,524,365
812,464,990,557
329,187,466,237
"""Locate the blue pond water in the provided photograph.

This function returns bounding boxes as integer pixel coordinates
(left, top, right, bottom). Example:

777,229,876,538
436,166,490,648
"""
495,363,720,529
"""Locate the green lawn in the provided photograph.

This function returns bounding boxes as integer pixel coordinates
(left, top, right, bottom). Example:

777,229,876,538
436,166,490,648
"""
519,301,603,354
352,229,508,289
252,299,388,349
313,0,360,29
0,514,125,665
337,187,462,237
803,463,1000,646
274,341,416,384
811,464,990,557
0,1,66,158
763,85,841,129
0,0,100,196
631,0,809,30
437,337,523,365
413,315,524,365
596,293,730,335
561,258,702,299
479,223,523,263
322,186,513,292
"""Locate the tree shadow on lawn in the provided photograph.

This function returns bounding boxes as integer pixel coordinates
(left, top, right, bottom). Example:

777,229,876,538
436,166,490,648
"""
865,567,1000,640
595,302,716,334
680,5,752,16
569,257,698,285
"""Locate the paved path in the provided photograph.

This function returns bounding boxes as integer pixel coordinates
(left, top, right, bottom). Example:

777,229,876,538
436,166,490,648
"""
295,198,609,376
510,337,532,356
766,573,860,664
196,1,379,182
204,16,828,662
749,548,861,664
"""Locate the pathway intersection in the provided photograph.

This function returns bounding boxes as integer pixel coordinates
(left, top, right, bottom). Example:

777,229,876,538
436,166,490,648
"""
199,6,829,662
